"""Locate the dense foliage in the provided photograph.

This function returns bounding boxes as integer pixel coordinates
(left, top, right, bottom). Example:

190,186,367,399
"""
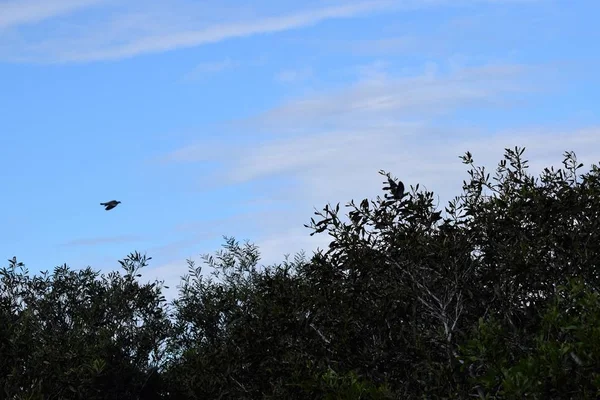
1,147,599,399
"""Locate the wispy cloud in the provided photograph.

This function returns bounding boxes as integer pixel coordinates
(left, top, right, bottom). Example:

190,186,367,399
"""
183,59,237,81
348,36,417,55
155,58,600,278
275,67,314,83
162,63,538,184
182,55,268,82
0,0,107,30
149,122,600,302
219,63,534,139
1,0,539,63
72,1,393,62
3,0,398,63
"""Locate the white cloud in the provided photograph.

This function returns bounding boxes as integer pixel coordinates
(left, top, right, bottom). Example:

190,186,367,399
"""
255,64,528,130
76,1,392,62
3,0,398,63
1,0,540,63
149,123,600,302
0,0,107,29
164,63,537,185
174,62,532,146
158,61,600,276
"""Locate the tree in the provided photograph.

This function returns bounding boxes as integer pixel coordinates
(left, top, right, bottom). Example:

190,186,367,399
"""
2,147,600,399
301,147,600,398
0,252,171,399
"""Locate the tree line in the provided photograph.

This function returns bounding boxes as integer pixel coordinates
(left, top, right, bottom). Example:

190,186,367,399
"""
2,147,599,399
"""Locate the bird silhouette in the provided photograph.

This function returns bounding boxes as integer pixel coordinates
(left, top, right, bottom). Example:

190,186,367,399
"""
100,200,121,210
385,177,405,200
392,179,405,200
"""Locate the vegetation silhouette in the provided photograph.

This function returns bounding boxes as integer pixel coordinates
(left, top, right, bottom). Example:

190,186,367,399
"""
2,147,600,399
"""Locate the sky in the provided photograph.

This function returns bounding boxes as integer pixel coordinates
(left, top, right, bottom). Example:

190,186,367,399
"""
1,0,599,296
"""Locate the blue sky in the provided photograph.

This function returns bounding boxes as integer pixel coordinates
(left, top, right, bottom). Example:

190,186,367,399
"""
1,0,599,293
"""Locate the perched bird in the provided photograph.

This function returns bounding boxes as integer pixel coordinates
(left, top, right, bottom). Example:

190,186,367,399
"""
379,170,406,203
385,177,405,200
100,200,121,211
392,179,405,200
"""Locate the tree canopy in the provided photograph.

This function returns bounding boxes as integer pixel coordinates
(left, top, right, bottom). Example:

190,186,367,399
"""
2,147,600,399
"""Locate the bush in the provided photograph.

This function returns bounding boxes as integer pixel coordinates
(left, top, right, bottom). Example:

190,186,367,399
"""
2,147,599,399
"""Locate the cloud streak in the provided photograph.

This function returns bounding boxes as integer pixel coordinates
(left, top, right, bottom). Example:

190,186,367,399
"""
154,59,600,282
1,0,538,63
0,0,106,29
165,62,535,168
4,0,397,63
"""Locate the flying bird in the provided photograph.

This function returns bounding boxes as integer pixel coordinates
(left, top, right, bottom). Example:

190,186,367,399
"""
100,200,121,210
